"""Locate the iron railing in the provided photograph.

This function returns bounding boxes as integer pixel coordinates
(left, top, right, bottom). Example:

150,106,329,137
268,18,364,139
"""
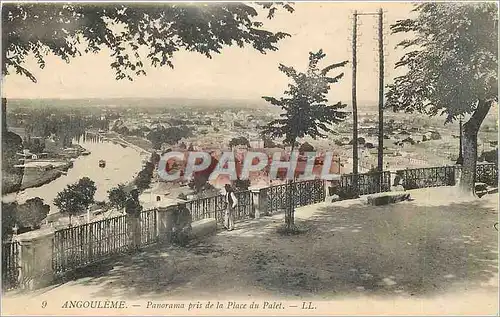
476,163,498,186
2,241,20,290
339,171,391,196
264,179,325,214
396,166,456,190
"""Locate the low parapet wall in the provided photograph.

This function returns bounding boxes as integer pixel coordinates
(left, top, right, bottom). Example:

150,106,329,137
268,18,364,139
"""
190,218,217,240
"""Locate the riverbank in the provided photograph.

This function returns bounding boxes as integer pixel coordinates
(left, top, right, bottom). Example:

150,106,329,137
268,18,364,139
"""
19,161,73,191
2,161,74,196
2,143,89,196
103,132,152,154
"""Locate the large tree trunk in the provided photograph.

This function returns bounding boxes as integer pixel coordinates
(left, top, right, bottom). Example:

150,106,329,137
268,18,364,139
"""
459,100,492,195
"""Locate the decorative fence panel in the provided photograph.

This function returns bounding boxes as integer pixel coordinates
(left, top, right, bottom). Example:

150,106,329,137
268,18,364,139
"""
2,241,20,290
476,163,498,186
186,195,226,223
140,209,158,246
396,166,456,190
12,163,498,292
339,171,391,196
185,191,254,225
293,179,326,207
266,183,289,214
233,191,254,222
52,215,129,275
265,179,325,214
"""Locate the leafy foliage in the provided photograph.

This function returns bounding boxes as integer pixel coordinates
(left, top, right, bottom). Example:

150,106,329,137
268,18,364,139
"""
108,183,128,211
479,148,498,164
233,178,251,191
124,190,142,217
2,130,24,194
262,135,283,148
1,202,18,238
261,49,348,145
150,152,161,166
261,49,348,229
386,3,498,193
147,126,192,150
298,141,314,153
15,197,50,229
54,177,97,220
386,3,498,122
172,204,192,246
134,161,155,190
2,2,293,82
187,156,219,195
229,136,250,149
25,137,45,154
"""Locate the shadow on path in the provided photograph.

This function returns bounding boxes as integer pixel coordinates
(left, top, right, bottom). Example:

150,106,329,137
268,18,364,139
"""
43,195,498,300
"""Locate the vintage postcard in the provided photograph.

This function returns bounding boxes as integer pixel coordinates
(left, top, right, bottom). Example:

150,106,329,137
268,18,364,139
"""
1,1,498,316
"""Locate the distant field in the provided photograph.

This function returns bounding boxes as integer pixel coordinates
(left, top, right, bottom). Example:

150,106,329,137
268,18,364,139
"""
4,97,272,110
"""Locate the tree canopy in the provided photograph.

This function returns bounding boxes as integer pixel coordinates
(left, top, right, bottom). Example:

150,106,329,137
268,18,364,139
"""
108,183,129,211
16,197,50,229
229,136,250,149
2,2,293,82
386,3,498,122
261,49,348,230
386,3,498,194
298,141,314,153
262,49,348,146
54,177,97,222
147,126,193,150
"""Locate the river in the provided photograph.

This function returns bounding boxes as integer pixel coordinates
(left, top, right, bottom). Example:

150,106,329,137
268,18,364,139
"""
3,136,144,214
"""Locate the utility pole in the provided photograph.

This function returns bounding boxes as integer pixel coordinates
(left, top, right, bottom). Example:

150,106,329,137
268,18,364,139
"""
352,11,359,176
377,8,384,172
456,116,464,165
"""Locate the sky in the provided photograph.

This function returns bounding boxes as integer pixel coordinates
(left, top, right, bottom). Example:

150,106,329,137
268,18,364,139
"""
2,2,415,103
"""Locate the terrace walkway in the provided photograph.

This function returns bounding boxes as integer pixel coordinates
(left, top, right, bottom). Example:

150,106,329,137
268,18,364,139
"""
3,187,498,315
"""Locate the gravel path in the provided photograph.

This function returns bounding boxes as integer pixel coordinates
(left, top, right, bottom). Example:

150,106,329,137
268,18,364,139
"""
3,188,498,315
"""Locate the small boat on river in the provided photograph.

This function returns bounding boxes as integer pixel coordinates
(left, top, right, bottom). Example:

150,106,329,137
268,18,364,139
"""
99,160,106,168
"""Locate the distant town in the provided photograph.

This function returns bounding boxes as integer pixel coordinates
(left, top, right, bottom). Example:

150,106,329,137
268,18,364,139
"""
2,98,497,231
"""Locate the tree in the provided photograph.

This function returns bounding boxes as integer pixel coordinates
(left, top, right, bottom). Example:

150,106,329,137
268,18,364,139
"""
2,98,24,194
134,161,154,191
298,142,314,154
2,3,293,83
125,189,143,218
150,152,161,166
188,156,219,194
229,136,250,149
108,184,128,212
479,148,498,165
386,3,498,195
261,49,348,230
233,178,251,191
147,126,193,150
54,177,97,224
76,177,97,202
16,197,50,230
27,138,45,154
1,202,18,239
